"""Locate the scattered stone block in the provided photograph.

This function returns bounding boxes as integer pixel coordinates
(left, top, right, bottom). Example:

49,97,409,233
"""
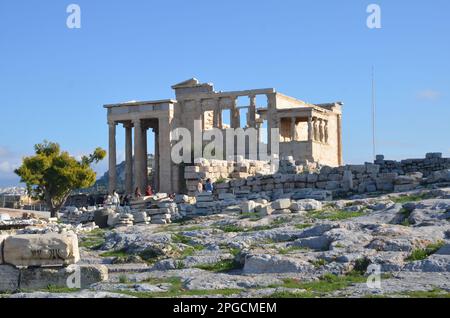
115,214,134,227
218,193,235,201
0,214,11,221
240,200,256,213
0,234,9,264
3,233,80,267
273,209,291,215
147,209,162,215
272,198,291,210
132,211,150,224
196,202,217,208
19,264,108,290
259,205,274,216
290,199,322,212
0,265,19,292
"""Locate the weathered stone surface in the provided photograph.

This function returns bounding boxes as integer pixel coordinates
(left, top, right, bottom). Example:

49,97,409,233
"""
240,200,256,213
0,234,9,264
0,265,19,292
243,254,313,274
258,205,274,216
292,236,331,251
3,233,80,267
290,199,322,211
272,199,291,210
8,290,132,298
272,209,291,215
403,255,450,272
436,244,450,255
19,264,108,290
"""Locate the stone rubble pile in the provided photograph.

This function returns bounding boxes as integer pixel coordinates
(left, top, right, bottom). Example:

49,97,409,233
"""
0,212,98,234
61,206,96,224
0,232,108,293
115,213,134,227
103,193,181,227
188,192,220,216
184,158,273,196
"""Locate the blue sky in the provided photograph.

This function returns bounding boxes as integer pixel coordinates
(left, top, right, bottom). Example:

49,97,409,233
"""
0,0,449,186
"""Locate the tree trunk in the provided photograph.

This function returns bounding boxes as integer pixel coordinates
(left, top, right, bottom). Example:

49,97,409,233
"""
44,190,71,219
50,208,58,218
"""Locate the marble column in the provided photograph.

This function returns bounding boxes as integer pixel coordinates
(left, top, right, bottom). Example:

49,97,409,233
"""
154,128,159,191
249,95,257,128
319,119,325,142
266,93,277,154
290,117,296,141
307,116,313,141
213,98,221,128
313,118,319,141
133,118,143,194
231,97,240,128
324,120,329,144
158,117,172,193
124,123,133,195
108,121,117,194
337,115,343,166
256,122,261,160
142,125,148,190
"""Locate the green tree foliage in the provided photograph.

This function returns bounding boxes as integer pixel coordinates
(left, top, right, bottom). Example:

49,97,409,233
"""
15,141,106,217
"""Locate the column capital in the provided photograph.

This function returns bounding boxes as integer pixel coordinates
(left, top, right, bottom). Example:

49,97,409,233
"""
123,122,132,128
108,120,117,127
132,118,142,126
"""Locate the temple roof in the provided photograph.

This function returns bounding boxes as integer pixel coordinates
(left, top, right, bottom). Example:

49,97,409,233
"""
171,78,200,89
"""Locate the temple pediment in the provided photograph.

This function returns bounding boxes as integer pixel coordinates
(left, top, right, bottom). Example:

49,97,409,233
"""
171,78,200,89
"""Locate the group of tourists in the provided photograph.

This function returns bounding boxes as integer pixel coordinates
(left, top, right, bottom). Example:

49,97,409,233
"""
106,179,214,208
197,178,214,194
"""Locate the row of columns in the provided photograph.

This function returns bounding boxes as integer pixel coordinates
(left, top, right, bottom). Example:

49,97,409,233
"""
203,95,261,130
280,116,329,143
108,119,152,195
311,117,329,143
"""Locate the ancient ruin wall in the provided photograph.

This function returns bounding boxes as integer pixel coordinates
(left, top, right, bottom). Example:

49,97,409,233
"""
185,153,450,197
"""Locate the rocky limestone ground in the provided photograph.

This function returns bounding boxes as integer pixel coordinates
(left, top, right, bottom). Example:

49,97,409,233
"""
3,187,450,298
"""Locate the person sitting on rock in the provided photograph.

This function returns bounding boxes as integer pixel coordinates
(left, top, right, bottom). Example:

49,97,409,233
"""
205,178,214,193
145,185,153,197
197,180,203,194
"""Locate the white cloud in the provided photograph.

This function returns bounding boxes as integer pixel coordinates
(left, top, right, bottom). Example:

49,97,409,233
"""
417,89,441,101
0,161,17,174
0,146,11,158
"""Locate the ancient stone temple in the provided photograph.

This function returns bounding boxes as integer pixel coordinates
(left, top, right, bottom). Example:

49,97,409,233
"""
104,78,343,194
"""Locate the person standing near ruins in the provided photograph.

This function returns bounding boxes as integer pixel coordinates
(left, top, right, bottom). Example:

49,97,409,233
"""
112,190,120,208
134,187,142,199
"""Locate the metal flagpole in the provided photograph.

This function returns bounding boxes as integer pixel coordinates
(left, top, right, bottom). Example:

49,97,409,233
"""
372,66,376,161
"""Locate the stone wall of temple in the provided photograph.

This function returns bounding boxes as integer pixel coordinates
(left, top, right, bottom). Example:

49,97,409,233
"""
185,153,450,198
